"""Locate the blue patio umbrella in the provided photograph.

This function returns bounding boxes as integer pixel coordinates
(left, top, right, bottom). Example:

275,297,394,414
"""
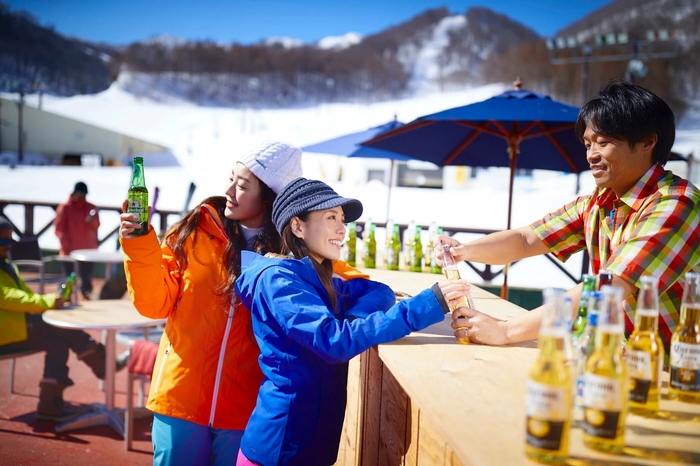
361,87,586,297
302,119,410,219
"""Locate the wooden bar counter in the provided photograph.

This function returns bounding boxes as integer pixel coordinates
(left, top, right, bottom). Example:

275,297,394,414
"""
335,268,700,466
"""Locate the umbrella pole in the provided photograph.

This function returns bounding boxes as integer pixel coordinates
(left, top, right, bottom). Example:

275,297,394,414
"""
502,142,519,300
385,159,397,221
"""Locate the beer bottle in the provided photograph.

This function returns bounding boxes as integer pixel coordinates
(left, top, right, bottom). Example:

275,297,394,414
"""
58,272,77,301
442,244,474,345
430,226,444,274
364,220,376,269
346,222,357,267
572,274,597,344
386,224,401,271
563,297,575,368
424,222,437,273
626,275,664,415
403,220,415,270
409,224,423,272
597,269,613,290
383,219,394,268
126,156,149,237
573,291,602,425
582,285,628,454
668,271,700,404
525,288,572,464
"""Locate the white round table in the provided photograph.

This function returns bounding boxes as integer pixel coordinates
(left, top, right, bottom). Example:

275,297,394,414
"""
43,300,165,436
69,249,125,280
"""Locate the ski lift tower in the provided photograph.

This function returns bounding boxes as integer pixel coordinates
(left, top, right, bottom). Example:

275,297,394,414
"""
545,29,685,105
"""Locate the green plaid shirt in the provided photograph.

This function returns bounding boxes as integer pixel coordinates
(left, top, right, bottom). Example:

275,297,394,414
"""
531,164,700,350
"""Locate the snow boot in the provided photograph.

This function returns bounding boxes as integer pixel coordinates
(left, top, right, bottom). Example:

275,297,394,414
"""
36,379,79,423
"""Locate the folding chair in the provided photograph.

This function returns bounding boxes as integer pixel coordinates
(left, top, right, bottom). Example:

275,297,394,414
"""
124,339,159,451
0,348,43,393
9,237,76,293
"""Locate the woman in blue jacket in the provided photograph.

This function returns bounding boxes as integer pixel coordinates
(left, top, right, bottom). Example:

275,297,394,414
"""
234,178,470,466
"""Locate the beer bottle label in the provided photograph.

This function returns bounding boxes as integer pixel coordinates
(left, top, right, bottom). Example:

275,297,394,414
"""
626,350,652,403
582,373,622,439
128,194,148,221
525,381,567,451
670,341,700,392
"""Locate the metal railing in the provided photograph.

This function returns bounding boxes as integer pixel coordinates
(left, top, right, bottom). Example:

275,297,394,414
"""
0,199,589,288
0,199,180,247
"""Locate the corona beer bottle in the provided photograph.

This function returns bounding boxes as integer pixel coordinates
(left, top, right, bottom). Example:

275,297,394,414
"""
525,288,572,464
126,156,149,237
573,291,601,425
669,271,700,404
442,244,474,344
403,220,415,271
582,285,628,454
383,219,394,268
625,275,664,415
430,226,444,274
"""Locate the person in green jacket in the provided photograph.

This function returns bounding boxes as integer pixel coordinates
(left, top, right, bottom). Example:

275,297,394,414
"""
0,216,125,422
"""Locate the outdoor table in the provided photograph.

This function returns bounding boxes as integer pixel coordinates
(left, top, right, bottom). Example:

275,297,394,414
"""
336,268,700,465
42,299,166,436
69,248,125,281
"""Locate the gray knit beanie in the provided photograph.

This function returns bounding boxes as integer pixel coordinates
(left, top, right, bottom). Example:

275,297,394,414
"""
272,178,363,234
239,141,303,194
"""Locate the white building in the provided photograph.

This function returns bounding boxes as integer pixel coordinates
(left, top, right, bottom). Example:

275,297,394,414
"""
0,96,170,166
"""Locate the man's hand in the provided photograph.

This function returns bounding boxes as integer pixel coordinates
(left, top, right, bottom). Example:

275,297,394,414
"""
434,234,466,267
451,306,509,345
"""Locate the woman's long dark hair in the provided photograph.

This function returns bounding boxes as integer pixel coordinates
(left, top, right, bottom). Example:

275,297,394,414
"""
281,212,338,312
164,181,280,298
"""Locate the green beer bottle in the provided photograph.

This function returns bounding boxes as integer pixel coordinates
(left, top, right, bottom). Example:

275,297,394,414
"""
58,272,76,300
572,274,596,343
364,221,376,269
347,222,357,267
127,157,149,237
386,224,401,271
410,224,423,272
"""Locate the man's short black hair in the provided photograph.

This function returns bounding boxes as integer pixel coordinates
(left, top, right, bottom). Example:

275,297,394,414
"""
575,80,675,166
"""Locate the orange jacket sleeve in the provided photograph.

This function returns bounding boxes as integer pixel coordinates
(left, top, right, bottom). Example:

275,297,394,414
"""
122,228,182,319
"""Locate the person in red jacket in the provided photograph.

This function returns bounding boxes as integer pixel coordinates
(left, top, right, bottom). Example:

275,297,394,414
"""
54,181,100,300
119,141,306,465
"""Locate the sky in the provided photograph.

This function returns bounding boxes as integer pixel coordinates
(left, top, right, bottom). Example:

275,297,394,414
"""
6,0,614,45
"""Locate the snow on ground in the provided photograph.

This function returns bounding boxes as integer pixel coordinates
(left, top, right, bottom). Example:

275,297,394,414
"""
3,81,700,293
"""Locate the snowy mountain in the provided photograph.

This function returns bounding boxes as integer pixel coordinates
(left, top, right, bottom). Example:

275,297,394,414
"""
3,1,700,110
317,32,363,50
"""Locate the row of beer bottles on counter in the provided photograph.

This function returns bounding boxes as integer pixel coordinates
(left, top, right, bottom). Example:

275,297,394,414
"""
525,271,700,463
344,220,444,272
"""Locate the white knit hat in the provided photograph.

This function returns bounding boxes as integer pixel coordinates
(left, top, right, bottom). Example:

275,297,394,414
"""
239,141,303,194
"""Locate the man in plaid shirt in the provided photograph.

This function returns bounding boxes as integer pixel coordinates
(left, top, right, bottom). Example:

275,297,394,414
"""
439,81,700,350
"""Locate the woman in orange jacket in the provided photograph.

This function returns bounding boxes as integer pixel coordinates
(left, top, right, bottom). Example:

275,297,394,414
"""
119,142,303,465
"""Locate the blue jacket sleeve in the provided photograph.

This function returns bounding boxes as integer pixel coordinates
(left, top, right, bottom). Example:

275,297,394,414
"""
249,267,446,365
335,277,395,320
